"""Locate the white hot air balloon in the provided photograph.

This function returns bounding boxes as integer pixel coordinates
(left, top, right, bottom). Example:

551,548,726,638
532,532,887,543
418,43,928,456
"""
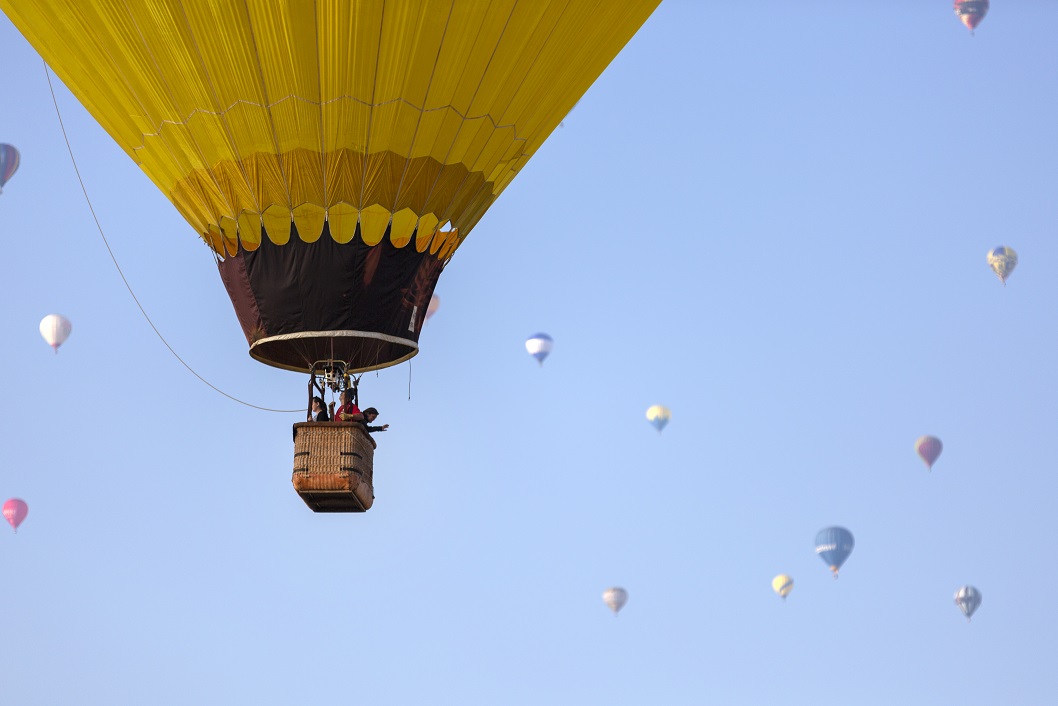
602,587,628,615
425,294,440,322
525,333,553,366
954,585,982,622
40,314,72,353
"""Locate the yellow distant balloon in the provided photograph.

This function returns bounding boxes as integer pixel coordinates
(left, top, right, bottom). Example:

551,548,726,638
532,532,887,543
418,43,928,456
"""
772,574,794,600
646,405,671,432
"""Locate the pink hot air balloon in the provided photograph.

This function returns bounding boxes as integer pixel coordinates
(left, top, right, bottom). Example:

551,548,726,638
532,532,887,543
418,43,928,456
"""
425,294,440,322
3,498,28,532
915,435,943,471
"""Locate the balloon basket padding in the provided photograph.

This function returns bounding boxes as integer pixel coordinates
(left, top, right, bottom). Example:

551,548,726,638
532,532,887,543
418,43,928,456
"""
292,423,376,513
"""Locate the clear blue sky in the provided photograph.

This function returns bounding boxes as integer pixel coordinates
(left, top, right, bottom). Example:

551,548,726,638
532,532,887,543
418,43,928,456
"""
2,3,1057,704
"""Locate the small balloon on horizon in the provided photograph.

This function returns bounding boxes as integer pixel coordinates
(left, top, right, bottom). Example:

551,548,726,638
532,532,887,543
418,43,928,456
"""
772,574,794,601
425,294,440,322
3,498,28,533
525,333,553,366
915,435,943,470
955,585,982,621
0,143,20,194
815,526,854,578
603,587,628,615
40,314,72,352
646,405,671,433
987,246,1017,285
953,0,989,33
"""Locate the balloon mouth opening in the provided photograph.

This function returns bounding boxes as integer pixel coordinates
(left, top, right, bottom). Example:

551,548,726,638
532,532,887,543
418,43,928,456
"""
249,331,418,374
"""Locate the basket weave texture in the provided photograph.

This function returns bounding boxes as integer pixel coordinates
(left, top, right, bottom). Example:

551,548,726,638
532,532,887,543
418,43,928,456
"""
292,422,377,512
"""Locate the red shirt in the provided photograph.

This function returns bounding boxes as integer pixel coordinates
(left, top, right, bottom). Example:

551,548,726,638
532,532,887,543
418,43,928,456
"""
334,402,361,421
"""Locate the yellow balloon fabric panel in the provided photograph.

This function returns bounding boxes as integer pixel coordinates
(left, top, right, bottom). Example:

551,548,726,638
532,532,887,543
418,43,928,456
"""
2,0,660,254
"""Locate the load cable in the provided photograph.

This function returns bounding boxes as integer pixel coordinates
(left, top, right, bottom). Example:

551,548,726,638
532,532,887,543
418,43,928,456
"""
45,61,299,413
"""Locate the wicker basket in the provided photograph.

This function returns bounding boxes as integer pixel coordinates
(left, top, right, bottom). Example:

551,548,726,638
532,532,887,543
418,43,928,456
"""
292,422,377,512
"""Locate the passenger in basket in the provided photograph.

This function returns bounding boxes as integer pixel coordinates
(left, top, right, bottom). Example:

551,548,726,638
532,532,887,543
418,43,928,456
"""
309,396,330,422
361,407,389,433
329,389,363,422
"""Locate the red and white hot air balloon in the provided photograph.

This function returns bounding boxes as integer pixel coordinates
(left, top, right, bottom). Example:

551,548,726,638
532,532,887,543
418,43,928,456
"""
3,498,28,532
39,314,72,353
954,0,989,33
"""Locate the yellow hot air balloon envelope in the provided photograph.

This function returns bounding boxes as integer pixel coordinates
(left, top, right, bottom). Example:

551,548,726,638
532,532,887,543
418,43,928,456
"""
2,0,660,373
772,574,793,600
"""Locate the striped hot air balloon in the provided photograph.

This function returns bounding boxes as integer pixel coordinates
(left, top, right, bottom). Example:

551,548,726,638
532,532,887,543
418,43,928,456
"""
772,574,794,601
0,143,19,193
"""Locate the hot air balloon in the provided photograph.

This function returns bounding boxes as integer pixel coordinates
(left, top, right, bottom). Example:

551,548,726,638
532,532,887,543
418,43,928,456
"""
2,498,28,532
526,333,554,366
0,144,19,193
815,526,854,578
425,295,441,323
915,435,943,471
954,585,982,621
987,247,1017,285
772,574,794,601
603,587,628,615
1,1,660,512
39,314,72,352
954,0,989,33
646,405,671,433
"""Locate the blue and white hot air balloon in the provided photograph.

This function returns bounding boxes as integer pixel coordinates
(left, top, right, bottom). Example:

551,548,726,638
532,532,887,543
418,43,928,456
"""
815,526,854,578
525,333,553,366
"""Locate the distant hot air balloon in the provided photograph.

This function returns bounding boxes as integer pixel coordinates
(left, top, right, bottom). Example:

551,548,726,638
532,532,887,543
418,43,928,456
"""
0,144,19,193
772,574,794,601
425,295,440,323
815,526,854,578
954,0,989,33
603,587,628,615
526,333,553,366
2,498,28,532
915,435,943,471
646,405,671,433
987,246,1017,285
954,585,982,621
39,314,72,352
